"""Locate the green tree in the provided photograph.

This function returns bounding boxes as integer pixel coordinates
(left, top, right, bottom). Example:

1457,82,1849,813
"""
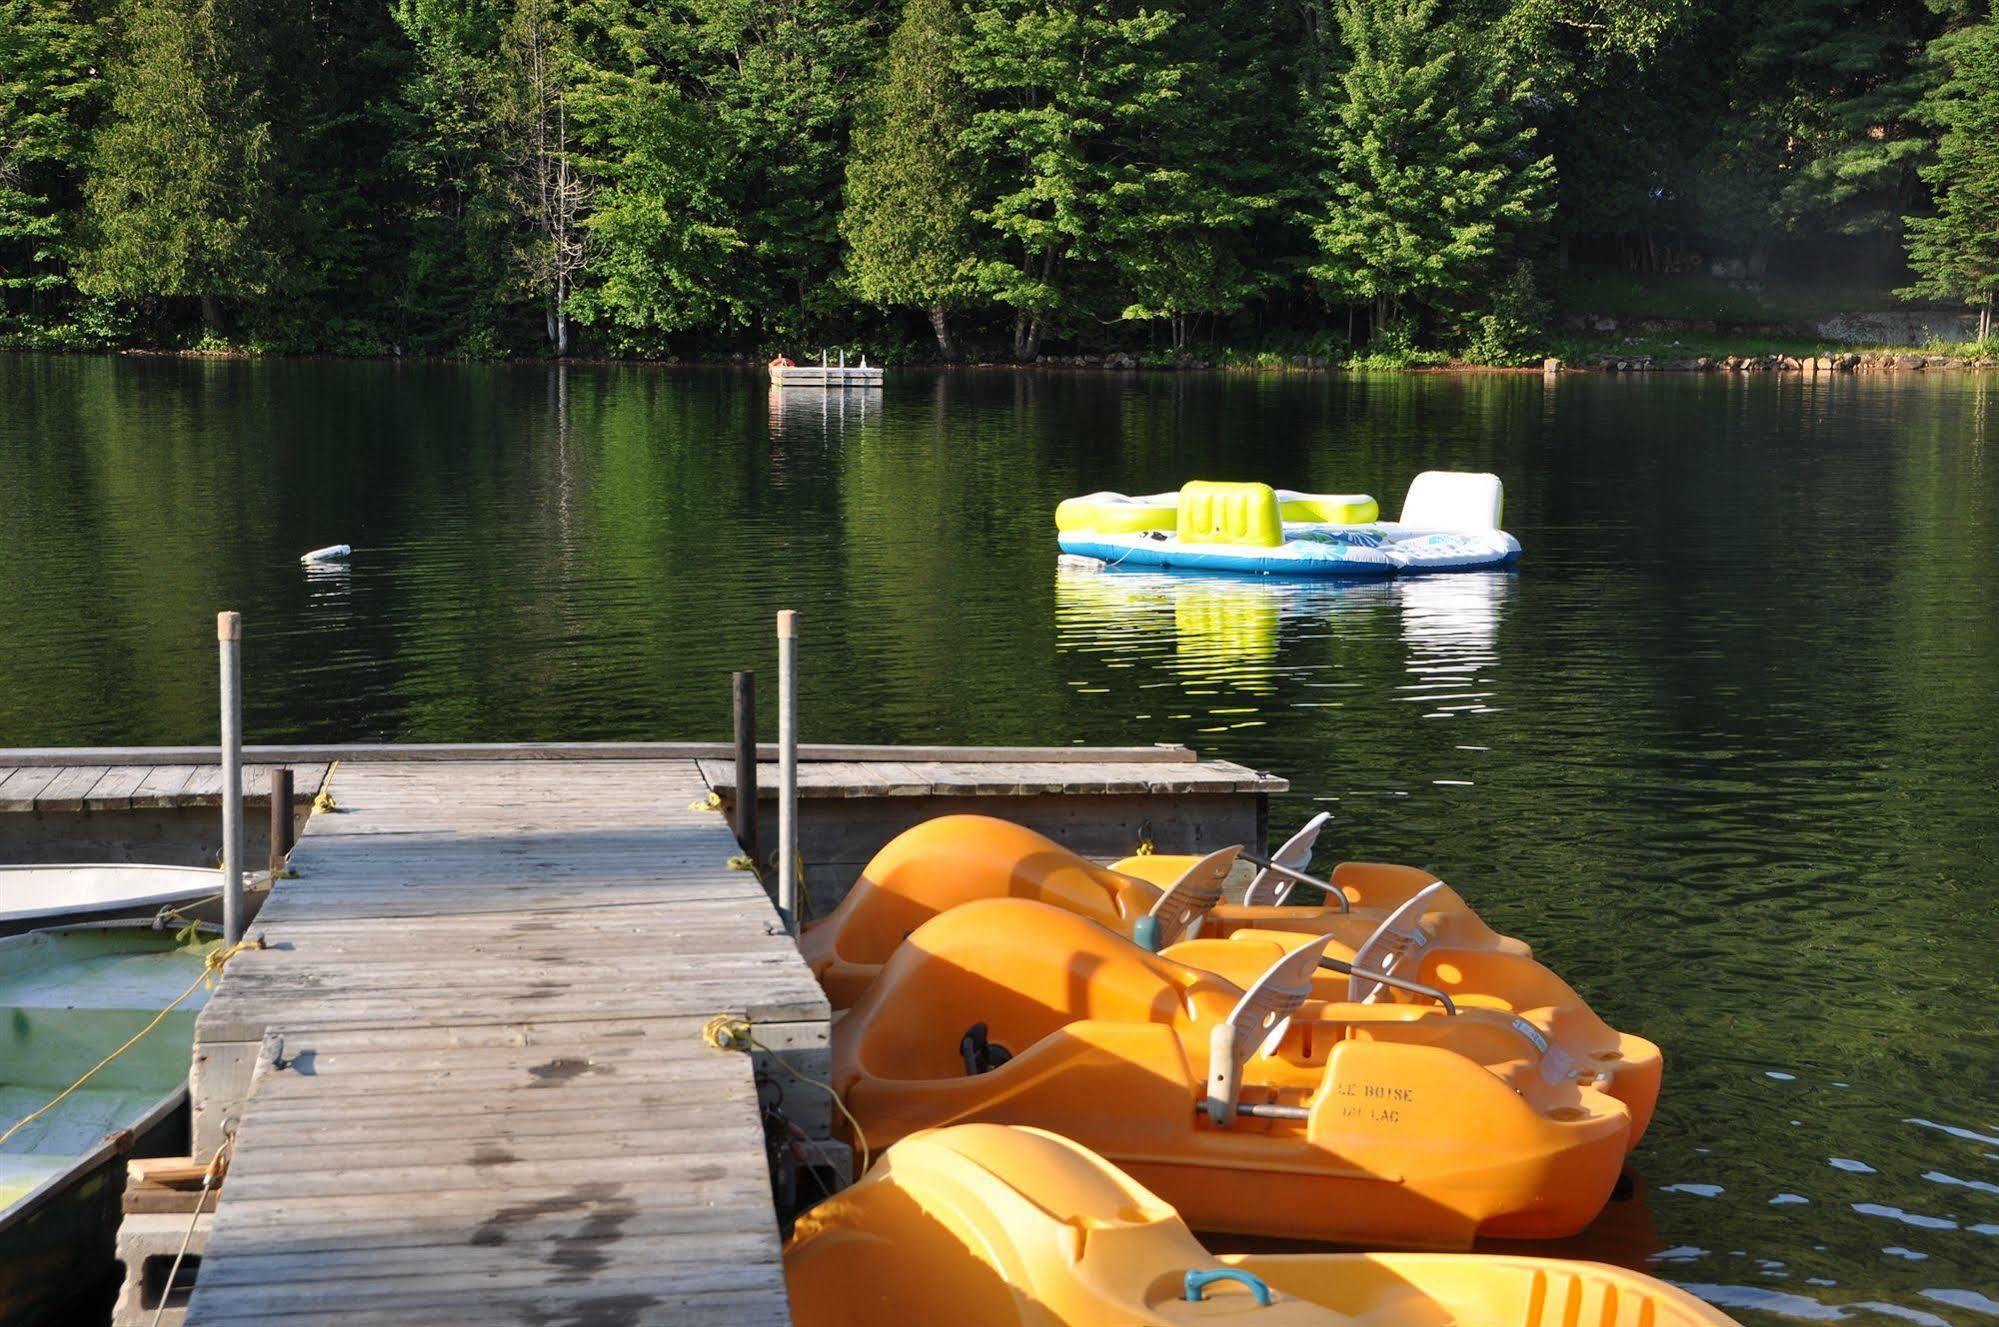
1901,4,1999,340
566,12,748,349
246,0,414,352
387,0,515,352
958,0,1188,360
683,0,887,339
1111,0,1290,352
0,0,106,338
1730,0,1935,240
1305,0,1553,336
77,0,279,336
839,0,978,359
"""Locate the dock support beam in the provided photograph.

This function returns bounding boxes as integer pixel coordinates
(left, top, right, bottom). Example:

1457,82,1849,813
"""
777,611,799,931
732,671,758,863
217,611,245,943
269,767,294,877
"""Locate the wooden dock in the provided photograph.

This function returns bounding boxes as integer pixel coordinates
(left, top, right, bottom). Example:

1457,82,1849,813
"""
0,740,1282,1323
0,761,328,813
183,759,826,1326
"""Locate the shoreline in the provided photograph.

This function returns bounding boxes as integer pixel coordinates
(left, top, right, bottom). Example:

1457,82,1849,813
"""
5,344,1995,375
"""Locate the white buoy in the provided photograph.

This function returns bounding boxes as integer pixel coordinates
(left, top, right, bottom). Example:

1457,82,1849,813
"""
300,544,351,564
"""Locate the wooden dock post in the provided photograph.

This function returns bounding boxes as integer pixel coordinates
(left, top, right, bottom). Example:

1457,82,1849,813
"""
268,767,293,876
217,612,245,943
732,670,758,860
777,611,799,930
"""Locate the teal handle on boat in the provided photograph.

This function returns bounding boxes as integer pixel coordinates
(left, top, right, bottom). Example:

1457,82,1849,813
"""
1184,1268,1275,1307
1133,915,1163,952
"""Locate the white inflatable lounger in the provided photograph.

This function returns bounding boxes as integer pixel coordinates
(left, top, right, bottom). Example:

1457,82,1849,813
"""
1054,473,1520,577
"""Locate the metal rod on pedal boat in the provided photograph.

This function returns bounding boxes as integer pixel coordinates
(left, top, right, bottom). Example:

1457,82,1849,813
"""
1236,851,1351,913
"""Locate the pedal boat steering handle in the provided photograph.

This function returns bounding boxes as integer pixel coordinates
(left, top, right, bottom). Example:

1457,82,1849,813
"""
1236,852,1351,913
1316,956,1457,1015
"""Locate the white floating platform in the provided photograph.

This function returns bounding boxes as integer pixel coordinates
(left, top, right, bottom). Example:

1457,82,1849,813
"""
770,364,883,388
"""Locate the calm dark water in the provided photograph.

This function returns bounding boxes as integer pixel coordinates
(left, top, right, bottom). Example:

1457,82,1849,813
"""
3,355,1996,1321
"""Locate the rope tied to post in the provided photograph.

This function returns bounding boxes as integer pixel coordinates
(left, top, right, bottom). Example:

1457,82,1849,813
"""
311,759,340,814
151,1133,234,1327
702,1014,870,1175
0,937,263,1150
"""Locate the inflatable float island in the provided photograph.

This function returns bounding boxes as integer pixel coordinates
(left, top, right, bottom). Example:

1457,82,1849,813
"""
1056,471,1520,576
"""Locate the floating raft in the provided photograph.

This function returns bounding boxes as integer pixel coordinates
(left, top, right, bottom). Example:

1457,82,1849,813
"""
1057,473,1521,576
769,352,882,388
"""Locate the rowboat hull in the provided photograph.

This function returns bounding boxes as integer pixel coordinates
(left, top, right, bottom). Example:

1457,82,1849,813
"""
0,924,216,1323
0,865,221,937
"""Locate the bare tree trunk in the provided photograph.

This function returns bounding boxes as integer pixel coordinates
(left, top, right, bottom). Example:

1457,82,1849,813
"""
200,294,225,339
928,306,958,361
1982,294,1992,344
512,0,586,358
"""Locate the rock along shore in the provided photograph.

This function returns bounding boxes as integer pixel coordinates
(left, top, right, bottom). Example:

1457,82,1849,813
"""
1552,352,1999,374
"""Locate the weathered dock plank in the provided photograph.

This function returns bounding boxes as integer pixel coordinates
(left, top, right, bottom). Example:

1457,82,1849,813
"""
0,767,60,812
0,741,1196,767
185,759,824,1327
0,757,327,813
696,755,1285,798
30,764,109,812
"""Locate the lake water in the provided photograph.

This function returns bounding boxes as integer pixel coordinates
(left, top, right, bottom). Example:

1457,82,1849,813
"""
2,354,1996,1323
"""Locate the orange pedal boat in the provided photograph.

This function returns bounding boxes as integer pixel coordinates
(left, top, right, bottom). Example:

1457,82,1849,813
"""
800,813,1526,1009
1166,924,1661,1140
787,1124,1738,1327
831,897,1647,1247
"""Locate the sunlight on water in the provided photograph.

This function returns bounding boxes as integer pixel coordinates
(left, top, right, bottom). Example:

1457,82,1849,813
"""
2,358,1996,1323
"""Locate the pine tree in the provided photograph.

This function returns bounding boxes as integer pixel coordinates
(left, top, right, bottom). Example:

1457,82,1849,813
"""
1109,0,1290,352
1304,0,1553,337
1729,0,1936,240
1901,5,1999,341
249,0,414,351
564,6,748,349
77,0,280,337
0,0,106,338
839,0,978,359
957,0,1187,359
387,0,515,353
681,0,887,339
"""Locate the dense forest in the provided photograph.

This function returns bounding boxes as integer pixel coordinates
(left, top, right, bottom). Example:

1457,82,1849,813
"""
2,0,1997,362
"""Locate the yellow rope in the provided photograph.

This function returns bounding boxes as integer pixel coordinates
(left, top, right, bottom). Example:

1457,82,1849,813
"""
689,791,724,813
725,854,757,872
152,893,223,932
151,1134,232,1327
1134,834,1156,856
702,1014,869,1176
311,760,339,814
0,938,261,1151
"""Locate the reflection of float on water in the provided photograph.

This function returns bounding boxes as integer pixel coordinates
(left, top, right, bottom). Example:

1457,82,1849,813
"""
1054,568,1396,692
1056,565,1513,701
767,384,876,439
1396,570,1511,654
1394,571,1512,716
